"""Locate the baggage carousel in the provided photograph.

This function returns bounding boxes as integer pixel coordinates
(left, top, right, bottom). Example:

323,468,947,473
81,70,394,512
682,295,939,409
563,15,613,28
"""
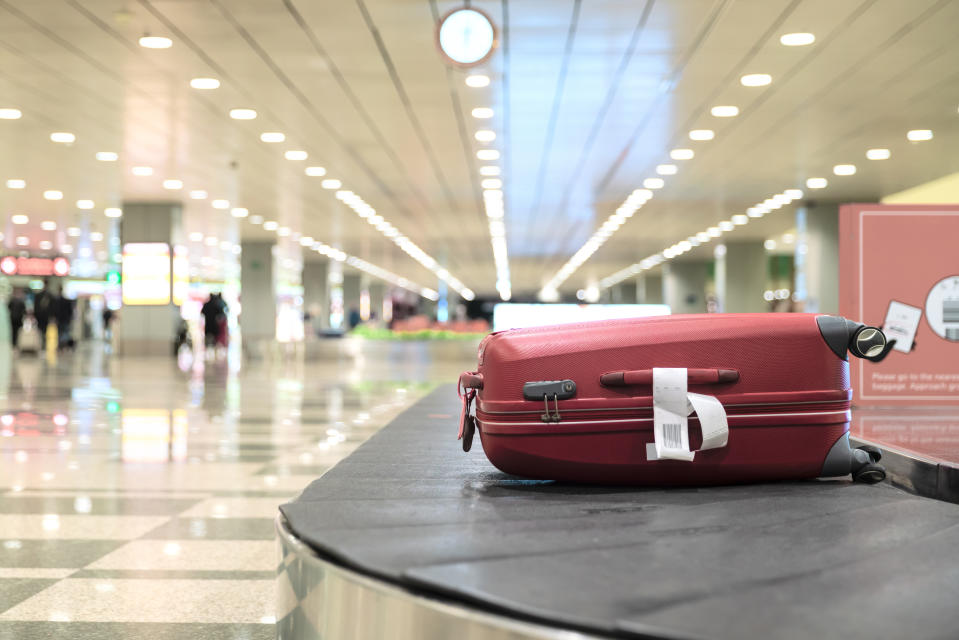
276,386,959,639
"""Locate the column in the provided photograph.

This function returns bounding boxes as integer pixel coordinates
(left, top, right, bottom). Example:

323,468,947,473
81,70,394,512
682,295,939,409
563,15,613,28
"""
642,272,664,305
794,203,839,314
239,241,276,342
663,261,710,314
342,272,361,328
368,282,386,326
615,282,637,304
302,260,327,335
722,240,767,312
118,202,182,356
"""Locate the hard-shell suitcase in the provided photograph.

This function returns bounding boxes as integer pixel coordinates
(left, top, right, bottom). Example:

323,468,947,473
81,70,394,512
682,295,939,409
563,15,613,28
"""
458,314,891,485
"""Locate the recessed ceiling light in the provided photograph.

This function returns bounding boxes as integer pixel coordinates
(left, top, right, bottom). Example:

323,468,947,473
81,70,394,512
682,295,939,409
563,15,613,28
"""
747,207,765,218
211,199,230,209
139,35,172,49
67,227,81,237
906,129,933,141
41,220,57,231
643,177,665,189
249,215,263,225
806,177,828,189
477,149,500,160
189,232,204,242
475,130,496,142
782,233,795,244
481,178,502,189
277,227,291,237
229,108,257,120
95,151,118,161
76,199,94,209
132,166,153,176
15,236,29,246
465,74,490,88
321,179,341,189
740,73,772,87
656,164,678,175
479,166,500,176
163,179,183,190
11,214,28,224
765,239,777,250
6,179,25,189
260,132,285,143
61,244,73,254
784,188,804,199
0,108,22,119
780,32,815,46
719,220,735,231
833,164,856,176
732,214,749,225
284,150,308,161
689,129,715,141
710,105,739,117
43,190,63,200
90,231,104,242
305,166,326,177
104,207,122,218
190,77,220,89
263,221,278,231
50,132,75,144
866,148,891,160
204,236,218,246
231,208,248,218
39,240,53,250
190,190,208,200
471,107,494,119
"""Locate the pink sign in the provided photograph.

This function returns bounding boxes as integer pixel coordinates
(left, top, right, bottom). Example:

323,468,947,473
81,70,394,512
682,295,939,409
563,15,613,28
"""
839,204,959,406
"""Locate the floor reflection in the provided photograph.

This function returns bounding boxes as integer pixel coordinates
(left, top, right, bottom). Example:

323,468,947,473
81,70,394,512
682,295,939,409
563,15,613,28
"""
0,340,469,637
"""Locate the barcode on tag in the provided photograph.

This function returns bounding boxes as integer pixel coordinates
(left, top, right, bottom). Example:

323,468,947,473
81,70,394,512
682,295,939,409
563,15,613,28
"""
663,422,682,449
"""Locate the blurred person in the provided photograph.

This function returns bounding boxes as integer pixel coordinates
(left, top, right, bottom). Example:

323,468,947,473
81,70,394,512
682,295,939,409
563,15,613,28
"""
8,289,26,349
348,306,361,330
55,293,75,350
33,282,54,348
102,307,115,340
201,292,228,350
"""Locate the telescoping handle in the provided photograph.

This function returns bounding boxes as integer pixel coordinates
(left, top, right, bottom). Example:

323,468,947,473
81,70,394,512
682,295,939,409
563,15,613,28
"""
600,368,739,387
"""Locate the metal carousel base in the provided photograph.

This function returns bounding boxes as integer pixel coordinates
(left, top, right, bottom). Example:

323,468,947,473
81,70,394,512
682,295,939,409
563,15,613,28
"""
275,515,596,640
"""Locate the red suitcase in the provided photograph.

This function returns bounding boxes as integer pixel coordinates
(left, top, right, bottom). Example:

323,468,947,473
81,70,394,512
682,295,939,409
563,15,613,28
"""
458,314,890,485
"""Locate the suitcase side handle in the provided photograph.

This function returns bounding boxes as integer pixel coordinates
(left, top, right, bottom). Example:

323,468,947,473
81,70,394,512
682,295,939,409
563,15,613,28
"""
459,371,484,392
600,368,739,387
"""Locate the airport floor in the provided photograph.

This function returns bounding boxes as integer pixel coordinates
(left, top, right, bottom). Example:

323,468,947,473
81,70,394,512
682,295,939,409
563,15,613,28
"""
0,342,464,639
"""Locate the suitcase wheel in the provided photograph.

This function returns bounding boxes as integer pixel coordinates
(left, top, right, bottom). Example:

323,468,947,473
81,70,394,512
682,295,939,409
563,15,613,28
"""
852,462,886,484
856,444,882,463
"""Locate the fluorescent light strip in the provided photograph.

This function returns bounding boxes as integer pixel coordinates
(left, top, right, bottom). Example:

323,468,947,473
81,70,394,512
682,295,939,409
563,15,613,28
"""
539,187,654,299
597,187,804,290
331,189,474,300
306,240,438,300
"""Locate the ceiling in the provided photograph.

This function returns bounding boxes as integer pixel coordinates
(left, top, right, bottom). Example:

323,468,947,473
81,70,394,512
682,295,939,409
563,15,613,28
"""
2,0,958,298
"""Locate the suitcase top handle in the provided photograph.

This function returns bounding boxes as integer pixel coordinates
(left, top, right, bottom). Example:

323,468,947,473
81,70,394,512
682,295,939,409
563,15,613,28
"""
601,368,739,387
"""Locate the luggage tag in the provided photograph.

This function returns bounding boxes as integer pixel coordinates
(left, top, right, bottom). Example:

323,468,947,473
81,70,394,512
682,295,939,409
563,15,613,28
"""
647,368,728,462
458,383,476,452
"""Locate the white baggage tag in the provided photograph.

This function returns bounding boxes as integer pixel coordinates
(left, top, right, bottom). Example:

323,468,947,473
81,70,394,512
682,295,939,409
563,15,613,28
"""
652,368,694,461
648,369,730,462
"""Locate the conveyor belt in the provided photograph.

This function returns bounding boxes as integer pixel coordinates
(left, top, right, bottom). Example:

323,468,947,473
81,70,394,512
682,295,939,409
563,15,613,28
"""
280,386,959,639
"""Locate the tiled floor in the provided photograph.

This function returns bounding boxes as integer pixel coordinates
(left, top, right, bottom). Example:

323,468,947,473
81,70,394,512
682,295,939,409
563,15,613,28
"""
0,341,465,638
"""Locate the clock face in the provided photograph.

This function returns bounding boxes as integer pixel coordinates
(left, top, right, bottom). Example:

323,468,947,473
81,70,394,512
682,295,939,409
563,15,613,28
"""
437,9,496,66
925,275,959,341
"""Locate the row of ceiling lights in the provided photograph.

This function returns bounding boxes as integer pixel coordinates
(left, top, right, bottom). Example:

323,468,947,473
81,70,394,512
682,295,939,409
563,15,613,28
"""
599,187,805,290
542,28,951,297
134,32,469,300
466,72,511,301
539,31,818,299
1,38,450,300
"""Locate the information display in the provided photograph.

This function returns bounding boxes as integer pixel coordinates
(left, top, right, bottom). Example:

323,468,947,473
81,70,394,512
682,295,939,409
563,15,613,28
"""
122,243,171,306
839,204,959,405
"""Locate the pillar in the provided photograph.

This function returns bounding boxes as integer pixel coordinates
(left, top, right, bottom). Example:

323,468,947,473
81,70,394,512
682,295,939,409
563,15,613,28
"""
642,272,664,305
118,202,182,356
615,282,637,304
663,261,709,314
342,273,361,327
721,241,767,312
239,241,275,341
302,260,327,334
794,203,839,314
368,282,386,325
